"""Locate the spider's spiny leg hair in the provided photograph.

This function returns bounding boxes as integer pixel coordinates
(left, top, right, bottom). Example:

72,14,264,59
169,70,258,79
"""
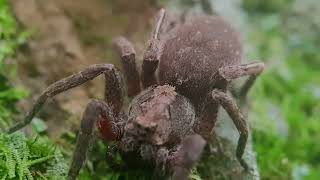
69,100,124,179
210,89,249,171
113,37,141,97
153,8,166,40
216,62,264,99
7,64,124,133
142,8,166,88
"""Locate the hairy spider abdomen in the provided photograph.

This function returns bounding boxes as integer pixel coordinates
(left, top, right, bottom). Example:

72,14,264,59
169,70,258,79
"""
159,16,243,105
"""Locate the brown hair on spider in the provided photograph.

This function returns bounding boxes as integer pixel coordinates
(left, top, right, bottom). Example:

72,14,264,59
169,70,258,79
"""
7,9,264,180
159,15,243,106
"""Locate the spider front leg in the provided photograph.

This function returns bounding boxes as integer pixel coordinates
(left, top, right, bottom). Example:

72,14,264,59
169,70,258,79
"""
169,134,206,180
142,9,166,88
7,64,124,133
210,90,249,170
196,62,264,170
113,37,141,97
238,62,264,100
219,62,265,100
68,100,124,180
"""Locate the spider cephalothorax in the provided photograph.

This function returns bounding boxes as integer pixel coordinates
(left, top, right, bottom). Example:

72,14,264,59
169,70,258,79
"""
7,9,264,180
124,85,195,147
117,85,201,174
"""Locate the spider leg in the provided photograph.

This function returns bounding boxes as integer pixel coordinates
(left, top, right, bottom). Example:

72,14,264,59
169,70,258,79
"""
238,62,264,100
113,37,141,97
217,62,264,100
169,134,206,180
196,63,264,170
68,100,124,180
142,9,166,88
210,89,249,171
7,64,124,133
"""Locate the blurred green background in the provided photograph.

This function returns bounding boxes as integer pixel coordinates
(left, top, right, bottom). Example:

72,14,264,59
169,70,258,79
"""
0,0,319,179
242,0,320,179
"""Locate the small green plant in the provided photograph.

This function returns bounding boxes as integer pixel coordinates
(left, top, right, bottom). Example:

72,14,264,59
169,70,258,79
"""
0,132,68,179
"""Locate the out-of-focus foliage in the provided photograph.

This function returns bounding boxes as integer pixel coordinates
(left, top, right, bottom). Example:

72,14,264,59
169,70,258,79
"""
243,0,320,179
243,0,292,13
0,132,68,179
0,74,27,131
0,0,28,67
0,0,28,131
0,1,67,179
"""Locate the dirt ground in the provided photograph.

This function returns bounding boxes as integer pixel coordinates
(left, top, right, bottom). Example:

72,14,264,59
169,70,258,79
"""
10,0,158,137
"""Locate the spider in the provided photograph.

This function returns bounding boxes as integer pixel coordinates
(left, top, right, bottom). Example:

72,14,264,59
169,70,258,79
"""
7,9,264,180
